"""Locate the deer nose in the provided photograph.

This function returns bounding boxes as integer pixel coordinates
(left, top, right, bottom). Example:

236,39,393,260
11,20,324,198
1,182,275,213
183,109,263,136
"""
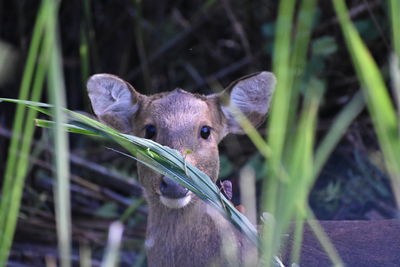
160,176,188,199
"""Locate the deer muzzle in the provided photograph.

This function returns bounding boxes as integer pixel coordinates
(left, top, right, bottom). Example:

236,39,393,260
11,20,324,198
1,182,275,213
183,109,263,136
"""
159,176,192,209
160,176,189,199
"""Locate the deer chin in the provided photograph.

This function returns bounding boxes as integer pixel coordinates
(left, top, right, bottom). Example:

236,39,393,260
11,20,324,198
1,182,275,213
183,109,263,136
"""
160,194,192,209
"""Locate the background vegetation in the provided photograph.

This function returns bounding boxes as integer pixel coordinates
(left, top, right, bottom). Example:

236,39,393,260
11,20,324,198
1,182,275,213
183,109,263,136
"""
0,0,398,266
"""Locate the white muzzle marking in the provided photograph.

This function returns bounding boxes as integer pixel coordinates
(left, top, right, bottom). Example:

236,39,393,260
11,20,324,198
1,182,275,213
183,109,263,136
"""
160,194,192,209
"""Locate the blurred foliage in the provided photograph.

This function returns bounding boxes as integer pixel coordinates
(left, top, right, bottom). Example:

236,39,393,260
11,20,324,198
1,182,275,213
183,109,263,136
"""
311,145,395,220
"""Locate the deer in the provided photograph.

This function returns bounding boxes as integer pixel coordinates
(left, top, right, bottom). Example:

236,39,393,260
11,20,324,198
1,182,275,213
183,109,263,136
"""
87,72,274,266
86,72,400,266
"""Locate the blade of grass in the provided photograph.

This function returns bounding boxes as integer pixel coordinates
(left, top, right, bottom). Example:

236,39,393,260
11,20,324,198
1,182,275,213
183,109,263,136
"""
389,0,400,58
262,1,297,265
333,0,400,207
273,78,324,263
79,242,92,267
120,199,145,223
306,208,344,266
79,27,89,88
263,0,319,265
36,119,101,136
389,0,400,129
290,216,305,265
0,1,50,265
268,0,296,171
0,0,46,241
286,0,318,135
279,85,364,265
390,54,400,128
132,248,147,267
314,91,365,176
287,90,364,265
228,103,272,159
45,0,72,266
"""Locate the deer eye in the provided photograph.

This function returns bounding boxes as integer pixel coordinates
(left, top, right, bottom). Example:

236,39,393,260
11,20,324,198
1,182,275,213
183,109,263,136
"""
200,126,211,140
144,124,157,139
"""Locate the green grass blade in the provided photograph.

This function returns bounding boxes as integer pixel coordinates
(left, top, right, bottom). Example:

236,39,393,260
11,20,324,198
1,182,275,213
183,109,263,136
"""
268,0,296,170
286,0,317,131
228,105,272,158
0,1,49,265
0,0,45,241
333,0,400,206
314,91,365,176
45,0,72,265
0,98,52,107
262,2,297,264
35,119,102,136
307,208,344,266
389,0,400,57
272,78,324,263
263,0,319,265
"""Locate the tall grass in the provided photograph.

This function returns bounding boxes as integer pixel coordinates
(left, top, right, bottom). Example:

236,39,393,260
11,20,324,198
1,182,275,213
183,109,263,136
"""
333,0,400,207
0,0,71,266
46,1,72,266
0,1,49,265
261,0,343,265
258,1,400,265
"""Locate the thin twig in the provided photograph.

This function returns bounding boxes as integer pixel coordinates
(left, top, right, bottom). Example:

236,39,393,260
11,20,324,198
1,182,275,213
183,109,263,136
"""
221,0,252,59
315,0,381,33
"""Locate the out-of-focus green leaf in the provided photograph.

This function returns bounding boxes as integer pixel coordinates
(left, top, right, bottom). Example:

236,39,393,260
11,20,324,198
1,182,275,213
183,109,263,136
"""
354,19,380,41
219,155,233,180
261,22,276,37
95,203,119,219
312,36,338,56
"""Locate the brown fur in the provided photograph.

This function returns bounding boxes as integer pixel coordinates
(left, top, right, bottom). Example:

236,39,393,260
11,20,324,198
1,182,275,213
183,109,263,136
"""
285,220,400,266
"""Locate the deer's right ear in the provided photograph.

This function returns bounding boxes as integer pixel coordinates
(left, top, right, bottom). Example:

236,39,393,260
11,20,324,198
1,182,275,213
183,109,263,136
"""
215,71,276,135
87,74,142,133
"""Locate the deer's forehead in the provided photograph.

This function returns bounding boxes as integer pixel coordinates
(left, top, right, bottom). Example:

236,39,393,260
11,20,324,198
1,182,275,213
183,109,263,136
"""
144,90,213,125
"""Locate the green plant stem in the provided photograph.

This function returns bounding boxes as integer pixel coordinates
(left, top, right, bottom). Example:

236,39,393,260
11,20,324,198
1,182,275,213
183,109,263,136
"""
290,216,305,265
0,1,48,265
314,91,364,176
286,0,317,135
307,208,344,267
389,0,400,57
0,0,45,238
120,198,144,223
262,0,297,263
46,1,72,265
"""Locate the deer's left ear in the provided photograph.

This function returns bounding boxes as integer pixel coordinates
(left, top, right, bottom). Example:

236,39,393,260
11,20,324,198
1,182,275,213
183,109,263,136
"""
214,71,276,134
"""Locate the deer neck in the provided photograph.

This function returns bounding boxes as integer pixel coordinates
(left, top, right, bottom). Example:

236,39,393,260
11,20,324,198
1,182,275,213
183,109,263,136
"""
146,197,215,239
145,198,244,266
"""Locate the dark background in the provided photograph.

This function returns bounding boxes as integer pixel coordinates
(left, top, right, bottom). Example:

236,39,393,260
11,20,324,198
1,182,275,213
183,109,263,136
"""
0,0,396,266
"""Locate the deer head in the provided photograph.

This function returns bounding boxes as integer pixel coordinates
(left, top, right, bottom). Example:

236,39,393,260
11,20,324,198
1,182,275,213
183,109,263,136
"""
87,72,276,211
